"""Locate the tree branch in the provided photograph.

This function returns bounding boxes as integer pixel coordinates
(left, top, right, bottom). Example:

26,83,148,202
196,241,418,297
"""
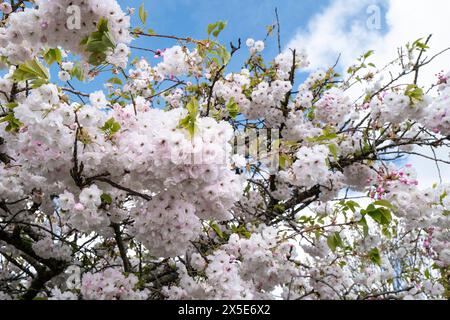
111,223,132,273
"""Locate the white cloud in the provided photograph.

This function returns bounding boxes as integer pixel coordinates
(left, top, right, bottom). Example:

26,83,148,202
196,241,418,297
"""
287,0,450,187
287,0,381,70
288,0,450,85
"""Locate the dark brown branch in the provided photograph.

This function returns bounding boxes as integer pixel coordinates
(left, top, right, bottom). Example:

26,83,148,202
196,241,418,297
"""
0,250,35,278
131,31,205,46
111,223,132,273
205,39,241,116
275,8,282,54
362,287,414,300
0,229,68,300
413,34,432,85
90,177,152,201
61,87,89,98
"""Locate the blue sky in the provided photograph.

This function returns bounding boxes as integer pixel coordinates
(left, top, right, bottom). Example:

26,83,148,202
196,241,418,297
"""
58,0,341,99
69,0,389,95
4,0,392,100
126,0,332,68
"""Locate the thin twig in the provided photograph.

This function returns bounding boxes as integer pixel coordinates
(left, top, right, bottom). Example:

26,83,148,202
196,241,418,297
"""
275,7,282,54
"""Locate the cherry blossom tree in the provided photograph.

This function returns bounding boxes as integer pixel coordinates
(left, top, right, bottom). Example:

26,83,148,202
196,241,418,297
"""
0,0,449,300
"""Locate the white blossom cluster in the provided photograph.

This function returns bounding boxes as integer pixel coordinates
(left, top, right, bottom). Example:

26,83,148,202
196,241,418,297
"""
131,195,202,258
58,60,74,82
55,105,243,254
246,38,265,55
249,80,292,124
124,59,159,98
224,227,298,294
209,50,310,125
298,238,399,299
213,71,251,112
106,43,131,69
273,50,309,80
282,145,330,189
32,237,72,262
343,163,376,192
370,92,428,125
163,225,299,299
0,0,131,65
1,0,450,300
424,86,450,135
367,166,450,267
155,45,203,78
163,254,253,300
80,268,148,300
58,186,110,233
282,110,322,142
314,88,353,127
1,65,243,257
2,82,75,185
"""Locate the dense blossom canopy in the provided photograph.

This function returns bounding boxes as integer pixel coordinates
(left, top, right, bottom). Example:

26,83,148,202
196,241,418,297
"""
0,0,448,300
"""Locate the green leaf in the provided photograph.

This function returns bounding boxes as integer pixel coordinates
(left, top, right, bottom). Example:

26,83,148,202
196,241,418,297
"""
43,48,62,66
13,59,50,85
213,22,226,37
363,50,374,59
279,153,293,170
70,62,85,81
366,206,392,226
373,199,396,210
86,40,110,53
30,78,49,89
207,23,217,36
107,77,123,85
345,200,360,213
101,193,113,204
214,44,231,64
226,97,240,119
412,38,430,51
358,217,369,237
103,31,116,48
382,225,392,238
139,3,148,25
231,224,251,239
369,247,381,266
307,129,338,143
100,118,121,137
97,18,109,33
81,17,116,66
207,20,227,38
439,191,448,205
0,113,23,132
405,84,424,103
328,143,339,162
179,97,199,137
273,204,285,214
210,222,224,239
266,24,275,36
378,207,392,225
327,232,344,252
5,102,18,110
